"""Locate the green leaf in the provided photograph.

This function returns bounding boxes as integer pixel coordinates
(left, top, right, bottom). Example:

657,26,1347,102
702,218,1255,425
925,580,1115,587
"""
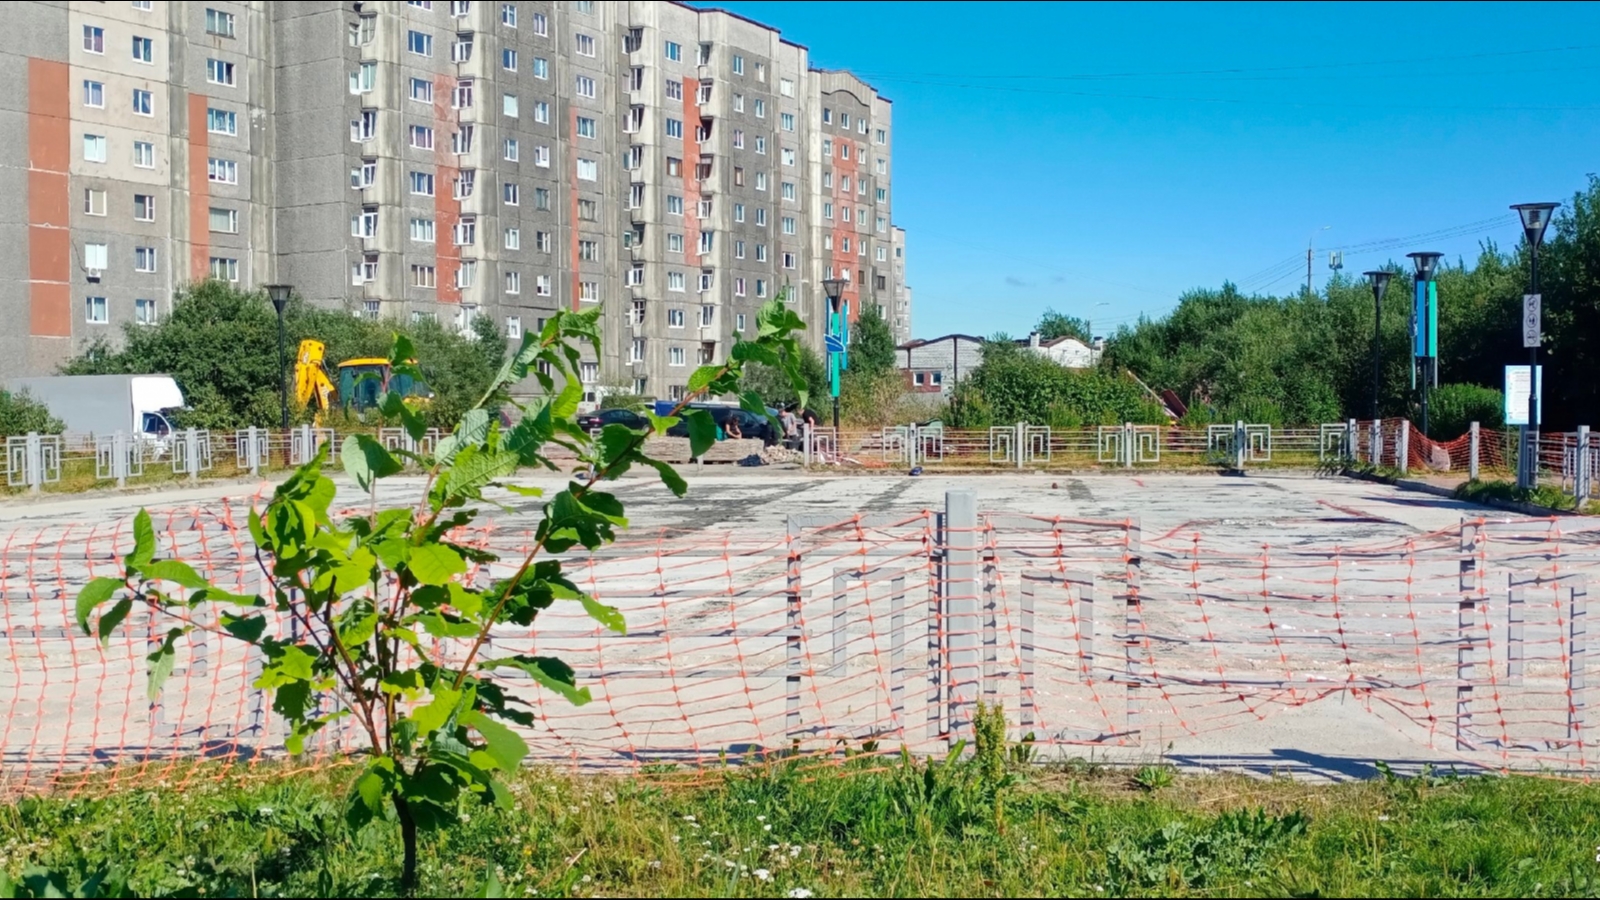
342,434,403,491
445,446,522,501
140,559,210,590
501,484,543,497
408,544,466,586
476,866,506,899
481,656,591,706
579,595,626,634
410,686,464,736
644,457,688,497
220,611,268,643
390,333,417,368
75,577,124,635
552,373,583,420
97,597,133,647
684,409,717,458
645,412,680,434
347,766,389,831
382,391,430,443
687,365,722,395
731,339,781,366
130,509,156,569
147,628,183,702
461,710,528,771
374,537,410,570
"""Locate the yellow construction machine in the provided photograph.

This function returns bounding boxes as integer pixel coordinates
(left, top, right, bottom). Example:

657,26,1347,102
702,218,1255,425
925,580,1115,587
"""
294,340,430,423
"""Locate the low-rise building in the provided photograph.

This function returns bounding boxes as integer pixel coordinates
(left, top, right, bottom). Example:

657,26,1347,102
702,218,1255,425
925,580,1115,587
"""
896,333,982,395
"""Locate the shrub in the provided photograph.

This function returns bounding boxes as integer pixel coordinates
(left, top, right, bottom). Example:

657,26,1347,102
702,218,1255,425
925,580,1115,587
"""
0,389,65,438
1428,383,1505,439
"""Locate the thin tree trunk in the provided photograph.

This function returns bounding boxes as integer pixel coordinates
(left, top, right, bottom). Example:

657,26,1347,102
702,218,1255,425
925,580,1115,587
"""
392,792,419,895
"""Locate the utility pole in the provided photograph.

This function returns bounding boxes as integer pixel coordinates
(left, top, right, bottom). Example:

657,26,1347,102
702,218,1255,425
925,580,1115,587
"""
1307,226,1329,296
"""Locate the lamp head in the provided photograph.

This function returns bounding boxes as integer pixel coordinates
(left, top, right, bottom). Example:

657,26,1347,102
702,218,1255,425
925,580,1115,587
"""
1406,252,1443,282
265,284,292,314
1510,202,1560,249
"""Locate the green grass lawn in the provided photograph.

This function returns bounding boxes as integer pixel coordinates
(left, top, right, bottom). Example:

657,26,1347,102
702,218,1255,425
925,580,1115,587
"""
3,751,1600,898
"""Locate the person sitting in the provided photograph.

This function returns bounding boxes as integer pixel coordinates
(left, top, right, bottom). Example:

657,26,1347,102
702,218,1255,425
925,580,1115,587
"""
724,416,743,440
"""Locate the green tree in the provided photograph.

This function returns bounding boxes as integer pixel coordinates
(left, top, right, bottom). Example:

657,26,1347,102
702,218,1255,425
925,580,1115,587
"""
75,299,812,895
1036,308,1091,343
950,346,1166,428
741,344,827,411
847,304,897,376
0,389,64,437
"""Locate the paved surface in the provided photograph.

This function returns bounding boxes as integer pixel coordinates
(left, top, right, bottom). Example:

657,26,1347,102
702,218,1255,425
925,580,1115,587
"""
5,467,1594,782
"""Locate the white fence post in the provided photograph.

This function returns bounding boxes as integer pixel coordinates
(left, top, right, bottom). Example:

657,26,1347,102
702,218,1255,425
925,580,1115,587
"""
1234,420,1246,470
185,428,200,482
1577,425,1591,504
1347,418,1357,462
248,426,261,476
944,490,980,747
27,432,44,494
1469,421,1480,482
1015,422,1025,470
1398,420,1410,475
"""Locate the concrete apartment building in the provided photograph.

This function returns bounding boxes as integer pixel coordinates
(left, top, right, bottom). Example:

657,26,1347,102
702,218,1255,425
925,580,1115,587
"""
1,0,910,405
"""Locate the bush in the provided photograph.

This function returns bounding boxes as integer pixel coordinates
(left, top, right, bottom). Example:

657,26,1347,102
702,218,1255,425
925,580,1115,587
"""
1427,383,1504,439
0,390,65,438
949,347,1167,428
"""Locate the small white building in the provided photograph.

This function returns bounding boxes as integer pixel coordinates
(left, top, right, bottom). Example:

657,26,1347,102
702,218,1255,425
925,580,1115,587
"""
1018,332,1102,368
896,334,985,396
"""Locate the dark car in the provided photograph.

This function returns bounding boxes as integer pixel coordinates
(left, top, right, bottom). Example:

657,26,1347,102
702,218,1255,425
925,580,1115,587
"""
576,408,649,433
666,405,777,446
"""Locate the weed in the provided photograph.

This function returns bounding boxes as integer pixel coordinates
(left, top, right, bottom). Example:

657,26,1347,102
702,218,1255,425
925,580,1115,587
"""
1132,764,1175,792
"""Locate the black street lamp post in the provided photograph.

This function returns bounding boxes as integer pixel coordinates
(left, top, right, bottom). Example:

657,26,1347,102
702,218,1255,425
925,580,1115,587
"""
1406,252,1443,439
266,284,292,430
1511,202,1559,488
822,277,846,432
1363,270,1392,422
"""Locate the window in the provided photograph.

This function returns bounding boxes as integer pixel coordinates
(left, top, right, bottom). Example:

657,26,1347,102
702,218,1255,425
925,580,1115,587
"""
666,118,682,139
532,144,549,166
733,93,744,112
533,100,549,123
577,158,597,180
210,257,239,282
208,157,238,183
132,0,153,9
410,171,435,195
877,187,888,202
782,147,795,167
575,33,595,56
754,208,767,227
782,252,796,269
628,183,644,208
734,203,745,222
84,189,106,216
532,57,548,78
531,11,547,35
209,207,238,233
451,0,471,16
575,74,596,98
667,233,684,253
841,237,850,253
782,216,796,235
83,242,108,272
412,264,437,288
667,271,685,292
823,171,832,189
579,239,598,262
755,62,766,81
506,315,522,340
351,207,377,238
735,278,746,297
824,202,834,220
823,138,833,157
877,215,888,232
698,231,714,254
205,8,235,37
755,243,767,262
666,156,682,177
697,304,714,327
502,92,518,117
877,246,889,261
667,195,683,215
453,217,476,246
409,125,434,149
756,278,767,297
669,346,685,367
83,80,104,108
451,126,474,154
782,181,797,201
578,199,597,220
664,41,681,61
85,296,109,324
456,261,476,288
754,98,765,118
502,3,518,26
756,172,767,190
576,0,594,13
133,194,155,221
131,88,153,116
502,48,517,70
577,116,596,138
453,169,475,198
732,54,744,75
135,299,158,325
83,24,104,53
83,134,107,163
452,34,474,62
534,187,550,209
536,231,551,252
841,176,851,193
580,281,599,302
505,138,520,161
408,30,433,57
505,271,521,294
627,338,645,363
755,136,766,154
133,141,154,168
781,112,795,132
207,58,236,86
502,181,519,205
734,240,745,259
352,14,376,46
410,78,434,103
840,113,850,128
668,309,685,328
351,109,376,141
132,35,153,64
535,274,551,295
411,218,436,242
504,227,519,250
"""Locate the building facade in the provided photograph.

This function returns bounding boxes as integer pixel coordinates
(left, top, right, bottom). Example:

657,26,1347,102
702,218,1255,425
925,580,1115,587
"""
896,334,983,397
1,0,909,404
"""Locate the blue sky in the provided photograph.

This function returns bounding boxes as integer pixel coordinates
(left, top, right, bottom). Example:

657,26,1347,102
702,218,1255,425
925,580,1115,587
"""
695,1,1600,339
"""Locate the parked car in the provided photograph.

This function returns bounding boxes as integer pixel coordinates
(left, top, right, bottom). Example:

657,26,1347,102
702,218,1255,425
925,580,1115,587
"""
665,404,778,446
576,408,649,433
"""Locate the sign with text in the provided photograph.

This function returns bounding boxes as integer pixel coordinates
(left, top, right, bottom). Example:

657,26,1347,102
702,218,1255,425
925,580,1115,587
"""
1523,293,1542,348
1504,365,1543,426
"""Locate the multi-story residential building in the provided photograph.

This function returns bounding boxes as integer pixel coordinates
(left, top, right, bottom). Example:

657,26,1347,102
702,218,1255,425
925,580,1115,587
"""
1,1,908,405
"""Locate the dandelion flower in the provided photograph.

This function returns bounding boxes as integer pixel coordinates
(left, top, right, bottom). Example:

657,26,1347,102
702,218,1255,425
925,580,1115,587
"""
754,869,772,882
